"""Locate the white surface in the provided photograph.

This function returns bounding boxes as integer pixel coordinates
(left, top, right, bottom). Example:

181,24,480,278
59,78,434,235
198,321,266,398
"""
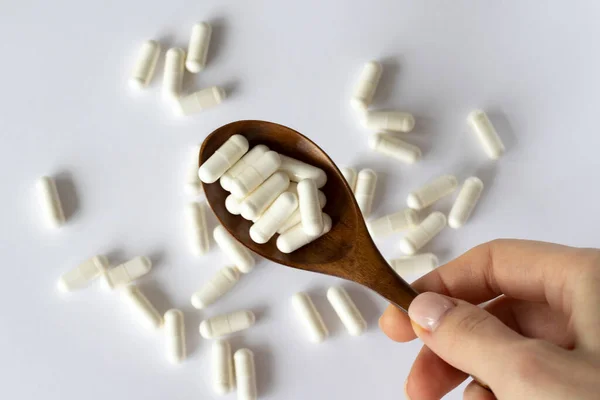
2,1,600,399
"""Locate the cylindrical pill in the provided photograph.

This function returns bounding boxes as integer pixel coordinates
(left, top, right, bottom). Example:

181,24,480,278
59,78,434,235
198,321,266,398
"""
389,254,439,276
399,211,447,255
234,349,257,400
367,208,419,238
198,134,249,184
37,176,65,228
185,144,202,195
362,111,415,133
57,255,109,292
326,286,367,336
467,110,505,160
370,133,422,164
163,48,185,101
191,266,240,309
240,172,290,221
276,213,332,253
250,192,298,244
213,226,255,273
122,285,163,330
220,145,270,191
448,177,484,229
229,151,282,198
212,340,234,395
277,190,326,234
340,167,357,192
199,310,256,339
177,86,226,116
186,22,212,73
186,202,210,256
103,256,152,290
351,61,383,111
225,194,243,215
298,179,324,236
130,40,161,89
291,292,328,343
407,174,458,210
278,155,327,188
354,169,377,218
164,309,186,364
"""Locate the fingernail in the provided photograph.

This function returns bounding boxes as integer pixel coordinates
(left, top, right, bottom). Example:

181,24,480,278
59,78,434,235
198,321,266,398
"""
408,292,455,332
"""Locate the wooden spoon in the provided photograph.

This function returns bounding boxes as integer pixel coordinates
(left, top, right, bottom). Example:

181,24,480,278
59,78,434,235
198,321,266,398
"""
199,120,418,313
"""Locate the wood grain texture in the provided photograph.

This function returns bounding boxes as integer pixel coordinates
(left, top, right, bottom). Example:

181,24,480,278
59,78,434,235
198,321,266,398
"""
200,120,418,312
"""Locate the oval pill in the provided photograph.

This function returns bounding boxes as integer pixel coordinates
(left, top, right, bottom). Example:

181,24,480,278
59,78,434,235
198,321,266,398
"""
129,40,161,90
341,167,357,192
326,286,367,336
102,256,152,290
467,110,505,160
277,190,326,234
229,151,282,198
212,340,234,395
399,211,447,255
367,208,419,238
186,22,212,73
191,266,240,309
389,254,439,276
186,202,210,256
234,348,257,400
250,192,298,244
177,86,226,116
199,310,256,339
240,172,290,221
351,61,382,111
185,144,202,195
163,48,185,101
164,309,186,364
276,213,332,254
122,285,163,330
38,176,65,228
213,225,255,273
407,174,458,210
354,169,377,218
369,133,422,164
362,111,415,133
291,292,328,343
220,145,270,191
278,155,327,188
448,177,484,229
199,134,249,184
57,255,109,292
298,179,324,236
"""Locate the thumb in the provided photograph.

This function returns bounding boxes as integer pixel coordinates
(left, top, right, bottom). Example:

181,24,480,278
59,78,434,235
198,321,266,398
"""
408,292,524,388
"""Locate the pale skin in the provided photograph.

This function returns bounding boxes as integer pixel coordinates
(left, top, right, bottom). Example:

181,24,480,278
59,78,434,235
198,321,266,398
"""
379,240,600,400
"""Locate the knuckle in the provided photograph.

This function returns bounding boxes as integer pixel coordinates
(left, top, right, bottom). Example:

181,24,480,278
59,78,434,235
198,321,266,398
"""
452,308,492,337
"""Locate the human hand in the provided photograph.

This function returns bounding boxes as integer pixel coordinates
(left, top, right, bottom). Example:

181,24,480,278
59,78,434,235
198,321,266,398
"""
379,240,600,400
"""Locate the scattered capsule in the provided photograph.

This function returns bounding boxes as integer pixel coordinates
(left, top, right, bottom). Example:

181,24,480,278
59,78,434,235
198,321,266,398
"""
291,292,328,343
177,86,226,116
326,286,367,336
351,61,383,111
389,254,439,276
102,256,152,290
340,167,357,192
448,177,484,229
277,190,326,234
367,208,419,238
229,151,282,198
250,192,298,244
212,340,234,395
278,155,327,188
199,310,256,339
369,133,422,164
362,111,415,133
121,285,163,330
191,266,240,309
186,22,212,73
355,169,377,217
163,48,185,102
57,255,109,292
240,172,290,221
37,176,65,228
164,309,186,364
298,179,324,236
407,174,458,210
213,226,255,273
234,348,257,400
277,213,332,253
399,211,447,255
129,40,161,89
199,134,249,184
185,144,202,195
467,110,505,160
186,202,210,256
220,145,270,191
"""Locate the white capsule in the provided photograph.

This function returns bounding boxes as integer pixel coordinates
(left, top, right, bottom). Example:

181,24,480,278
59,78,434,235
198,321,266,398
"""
121,285,163,330
199,310,256,339
177,86,226,116
399,211,447,255
234,349,257,400
186,202,210,256
407,174,458,210
186,22,212,73
229,151,282,198
162,48,185,102
185,144,202,195
298,179,324,236
355,169,377,218
277,190,326,234
102,256,152,290
389,254,439,276
57,255,109,293
286,182,298,195
164,309,186,364
278,155,327,188
362,111,415,133
277,214,332,254
225,194,243,215
291,292,328,343
220,145,270,191
367,208,419,238
240,172,290,221
340,167,357,192
326,287,367,336
37,176,65,228
212,340,234,395
351,61,383,111
129,40,161,90
213,226,255,273
467,110,505,160
191,266,240,309
448,177,484,229
199,135,249,184
250,192,298,244
369,133,422,164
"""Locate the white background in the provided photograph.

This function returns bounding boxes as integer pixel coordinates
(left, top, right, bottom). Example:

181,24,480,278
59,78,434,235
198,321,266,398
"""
1,1,600,399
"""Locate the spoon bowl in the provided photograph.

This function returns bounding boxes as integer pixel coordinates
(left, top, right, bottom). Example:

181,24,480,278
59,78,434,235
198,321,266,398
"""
200,120,418,312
